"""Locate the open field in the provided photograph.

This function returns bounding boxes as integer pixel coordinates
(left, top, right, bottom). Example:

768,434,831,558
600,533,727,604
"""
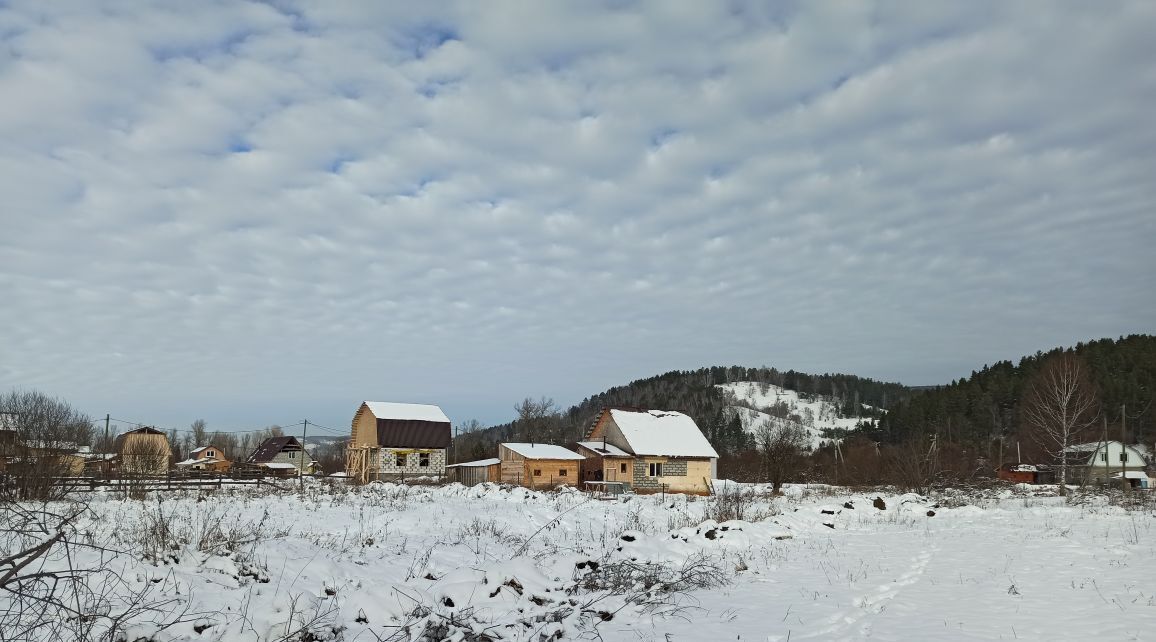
3,482,1154,641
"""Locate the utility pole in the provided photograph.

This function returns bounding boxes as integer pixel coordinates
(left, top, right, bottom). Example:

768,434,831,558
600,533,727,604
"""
104,414,110,453
1121,404,1127,493
300,419,308,493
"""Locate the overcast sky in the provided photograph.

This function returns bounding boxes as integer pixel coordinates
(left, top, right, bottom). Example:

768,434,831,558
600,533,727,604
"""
1,1,1153,435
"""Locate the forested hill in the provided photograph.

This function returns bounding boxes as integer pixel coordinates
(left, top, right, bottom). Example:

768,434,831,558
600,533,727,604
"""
861,334,1156,447
455,366,911,461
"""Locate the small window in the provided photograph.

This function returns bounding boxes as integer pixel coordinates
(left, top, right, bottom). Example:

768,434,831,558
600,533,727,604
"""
559,469,567,477
1120,452,1128,463
419,452,430,467
396,453,407,467
649,462,663,477
289,451,297,459
1101,453,1108,462
207,450,214,458
620,463,627,473
533,469,542,477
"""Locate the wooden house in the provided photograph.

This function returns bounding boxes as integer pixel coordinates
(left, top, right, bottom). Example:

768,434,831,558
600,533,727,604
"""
498,443,583,489
584,408,719,495
1062,441,1152,485
347,401,452,482
175,445,231,473
247,436,315,476
115,427,172,476
445,458,501,485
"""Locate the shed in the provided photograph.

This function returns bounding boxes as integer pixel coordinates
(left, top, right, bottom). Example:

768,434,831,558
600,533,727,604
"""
445,458,501,485
498,443,583,489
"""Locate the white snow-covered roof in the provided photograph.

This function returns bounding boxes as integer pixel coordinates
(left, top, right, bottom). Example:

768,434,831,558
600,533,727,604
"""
446,458,501,468
1065,441,1112,453
1110,471,1149,480
364,401,450,423
501,443,585,460
1011,464,1038,472
176,457,222,467
261,462,300,470
576,441,631,457
608,409,719,459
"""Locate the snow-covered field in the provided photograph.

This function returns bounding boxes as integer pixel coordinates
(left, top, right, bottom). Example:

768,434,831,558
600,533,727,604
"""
4,481,1155,641
719,381,877,449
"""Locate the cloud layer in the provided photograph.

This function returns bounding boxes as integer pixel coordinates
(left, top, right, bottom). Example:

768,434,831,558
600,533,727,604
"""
1,1,1154,429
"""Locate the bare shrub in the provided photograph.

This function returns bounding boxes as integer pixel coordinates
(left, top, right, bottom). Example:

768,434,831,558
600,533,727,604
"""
703,486,757,522
0,499,197,641
124,498,285,566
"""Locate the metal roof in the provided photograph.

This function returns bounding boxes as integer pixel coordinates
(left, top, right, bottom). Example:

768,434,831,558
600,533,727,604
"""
247,436,302,463
376,419,451,449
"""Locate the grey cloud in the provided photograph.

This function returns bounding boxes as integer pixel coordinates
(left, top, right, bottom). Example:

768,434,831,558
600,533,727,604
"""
0,1,1153,430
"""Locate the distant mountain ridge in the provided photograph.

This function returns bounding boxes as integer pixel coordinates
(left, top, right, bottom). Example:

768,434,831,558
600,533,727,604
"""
454,366,910,461
864,334,1156,447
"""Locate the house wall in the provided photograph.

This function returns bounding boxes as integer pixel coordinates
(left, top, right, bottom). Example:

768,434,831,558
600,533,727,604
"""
118,433,172,475
997,469,1036,484
268,449,310,473
1078,443,1149,484
352,404,378,447
447,463,500,485
588,414,630,452
576,445,633,484
375,447,447,479
631,457,712,495
499,445,525,484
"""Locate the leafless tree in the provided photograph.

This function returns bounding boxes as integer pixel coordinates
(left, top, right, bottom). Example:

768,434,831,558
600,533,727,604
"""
190,419,207,446
0,390,94,501
1021,354,1099,495
755,419,810,494
514,397,558,444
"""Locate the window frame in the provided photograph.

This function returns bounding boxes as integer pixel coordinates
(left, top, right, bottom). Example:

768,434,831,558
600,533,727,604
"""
649,462,663,477
419,452,431,467
396,453,407,467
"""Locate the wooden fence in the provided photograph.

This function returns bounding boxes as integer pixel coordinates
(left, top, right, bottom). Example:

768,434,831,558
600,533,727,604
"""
2,472,274,494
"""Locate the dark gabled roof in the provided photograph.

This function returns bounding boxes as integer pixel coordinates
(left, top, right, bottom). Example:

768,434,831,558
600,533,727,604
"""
376,419,451,449
247,436,303,463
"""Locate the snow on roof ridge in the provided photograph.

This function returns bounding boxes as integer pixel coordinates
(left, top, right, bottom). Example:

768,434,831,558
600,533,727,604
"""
576,440,631,457
364,401,450,423
446,458,501,468
502,443,585,460
608,408,719,458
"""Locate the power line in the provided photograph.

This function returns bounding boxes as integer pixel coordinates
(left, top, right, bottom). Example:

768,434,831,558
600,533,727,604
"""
106,418,306,435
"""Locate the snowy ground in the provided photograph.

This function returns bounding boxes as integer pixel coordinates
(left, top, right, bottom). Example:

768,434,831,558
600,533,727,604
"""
4,481,1155,641
719,381,877,449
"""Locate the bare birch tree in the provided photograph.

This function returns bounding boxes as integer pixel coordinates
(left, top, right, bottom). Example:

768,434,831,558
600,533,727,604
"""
1021,354,1099,495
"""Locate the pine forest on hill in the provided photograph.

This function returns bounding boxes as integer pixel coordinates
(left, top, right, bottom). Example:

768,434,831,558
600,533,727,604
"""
456,335,1156,486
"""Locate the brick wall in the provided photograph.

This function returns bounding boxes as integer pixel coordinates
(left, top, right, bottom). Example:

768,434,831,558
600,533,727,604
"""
377,448,447,478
